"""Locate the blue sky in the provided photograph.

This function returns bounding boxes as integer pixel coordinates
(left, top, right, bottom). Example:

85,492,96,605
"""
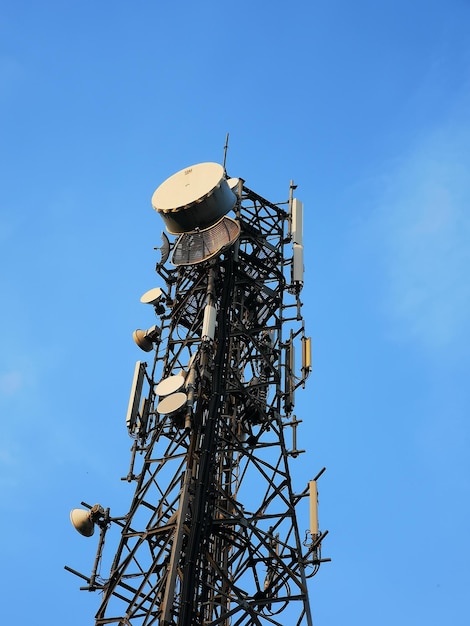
1,1,470,624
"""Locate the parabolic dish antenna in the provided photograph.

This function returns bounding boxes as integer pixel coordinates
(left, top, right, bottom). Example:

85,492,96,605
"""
157,392,187,415
152,162,237,234
140,287,164,306
155,374,186,397
171,215,240,266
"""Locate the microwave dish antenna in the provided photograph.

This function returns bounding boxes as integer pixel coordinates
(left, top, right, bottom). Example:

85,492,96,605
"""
152,162,237,234
171,215,240,266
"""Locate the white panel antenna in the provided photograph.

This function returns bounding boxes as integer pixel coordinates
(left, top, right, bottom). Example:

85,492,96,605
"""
202,304,217,341
291,198,304,290
292,243,304,286
291,198,304,245
126,361,146,431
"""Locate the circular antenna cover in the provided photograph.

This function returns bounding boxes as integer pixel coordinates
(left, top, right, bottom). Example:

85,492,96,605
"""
140,287,164,305
70,508,94,537
152,162,237,234
155,374,186,396
132,329,154,352
157,392,187,415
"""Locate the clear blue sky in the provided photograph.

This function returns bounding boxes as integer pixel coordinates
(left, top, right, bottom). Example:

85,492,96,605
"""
1,1,470,624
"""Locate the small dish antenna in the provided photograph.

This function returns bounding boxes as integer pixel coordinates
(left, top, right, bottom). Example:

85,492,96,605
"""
157,391,187,416
155,373,186,396
154,232,170,268
70,508,95,537
132,325,161,352
70,504,105,537
140,287,164,306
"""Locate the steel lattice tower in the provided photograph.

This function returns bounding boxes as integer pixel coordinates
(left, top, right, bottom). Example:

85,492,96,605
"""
66,160,327,626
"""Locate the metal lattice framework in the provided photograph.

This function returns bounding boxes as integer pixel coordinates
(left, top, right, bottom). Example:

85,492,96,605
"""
66,175,327,626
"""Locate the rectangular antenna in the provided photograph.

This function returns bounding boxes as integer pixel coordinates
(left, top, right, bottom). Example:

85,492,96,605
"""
292,243,304,286
309,480,318,537
291,198,303,245
284,335,295,412
126,361,146,431
302,336,312,376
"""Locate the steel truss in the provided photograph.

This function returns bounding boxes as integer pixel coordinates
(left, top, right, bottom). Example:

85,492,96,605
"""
67,181,325,625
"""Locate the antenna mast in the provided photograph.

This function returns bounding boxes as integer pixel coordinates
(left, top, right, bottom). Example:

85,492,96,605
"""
223,132,230,171
66,159,328,625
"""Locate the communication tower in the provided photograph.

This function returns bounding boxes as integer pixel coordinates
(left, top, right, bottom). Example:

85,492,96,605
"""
66,157,328,625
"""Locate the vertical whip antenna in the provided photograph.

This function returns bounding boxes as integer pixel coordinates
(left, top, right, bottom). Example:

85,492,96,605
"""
223,132,230,171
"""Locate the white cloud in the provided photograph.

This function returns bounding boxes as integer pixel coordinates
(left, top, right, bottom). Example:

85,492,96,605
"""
371,123,470,353
0,369,24,395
